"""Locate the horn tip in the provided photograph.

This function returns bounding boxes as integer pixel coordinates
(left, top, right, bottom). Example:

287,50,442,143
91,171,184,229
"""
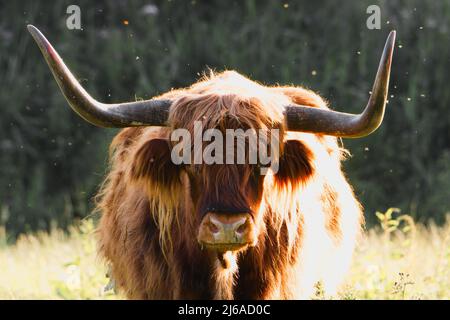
383,31,396,59
388,30,397,43
27,24,38,34
27,24,43,42
27,24,53,56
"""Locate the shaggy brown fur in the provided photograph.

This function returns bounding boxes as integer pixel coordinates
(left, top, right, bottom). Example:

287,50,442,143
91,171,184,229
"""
96,71,363,299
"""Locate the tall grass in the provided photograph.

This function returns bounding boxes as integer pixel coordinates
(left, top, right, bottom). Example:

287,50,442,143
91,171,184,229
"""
0,211,448,299
342,210,450,299
0,219,119,299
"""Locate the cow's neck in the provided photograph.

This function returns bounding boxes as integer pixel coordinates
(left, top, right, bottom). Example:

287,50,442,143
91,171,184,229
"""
211,251,238,299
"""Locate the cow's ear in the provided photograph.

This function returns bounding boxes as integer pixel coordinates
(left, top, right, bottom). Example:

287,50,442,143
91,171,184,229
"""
131,138,181,188
274,140,315,187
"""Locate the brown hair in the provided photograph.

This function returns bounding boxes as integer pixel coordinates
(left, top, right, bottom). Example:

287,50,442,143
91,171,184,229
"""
95,71,363,299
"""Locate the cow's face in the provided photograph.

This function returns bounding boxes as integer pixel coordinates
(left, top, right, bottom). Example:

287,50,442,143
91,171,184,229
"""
131,124,315,253
128,74,321,254
192,135,315,253
192,161,264,252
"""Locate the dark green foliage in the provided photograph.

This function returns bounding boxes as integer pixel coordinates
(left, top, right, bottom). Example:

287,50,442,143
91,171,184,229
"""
1,0,449,237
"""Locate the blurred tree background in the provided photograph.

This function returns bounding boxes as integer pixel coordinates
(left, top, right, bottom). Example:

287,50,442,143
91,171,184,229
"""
1,0,449,238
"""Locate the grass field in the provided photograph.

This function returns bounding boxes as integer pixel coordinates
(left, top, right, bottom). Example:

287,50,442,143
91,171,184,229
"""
0,209,449,300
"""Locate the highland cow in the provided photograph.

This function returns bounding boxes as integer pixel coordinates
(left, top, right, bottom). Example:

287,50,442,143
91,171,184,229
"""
28,25,395,299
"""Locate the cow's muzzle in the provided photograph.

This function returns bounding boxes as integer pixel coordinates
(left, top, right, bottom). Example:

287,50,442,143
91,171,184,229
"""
197,212,257,252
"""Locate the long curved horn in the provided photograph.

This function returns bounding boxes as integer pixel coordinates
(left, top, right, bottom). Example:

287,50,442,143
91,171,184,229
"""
284,31,396,138
27,25,171,128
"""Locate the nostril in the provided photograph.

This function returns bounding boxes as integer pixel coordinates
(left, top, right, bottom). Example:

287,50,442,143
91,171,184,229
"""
209,221,220,234
235,219,248,235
